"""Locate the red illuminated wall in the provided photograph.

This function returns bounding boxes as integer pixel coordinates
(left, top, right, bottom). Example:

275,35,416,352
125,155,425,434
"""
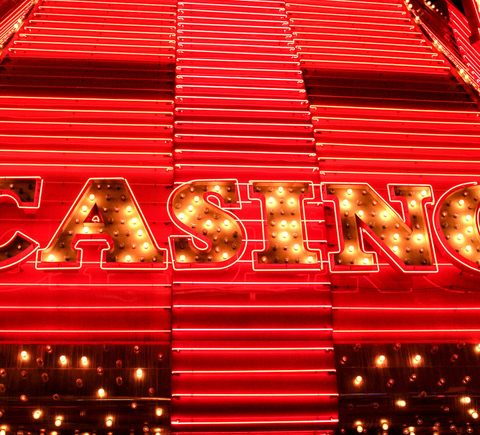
0,0,480,433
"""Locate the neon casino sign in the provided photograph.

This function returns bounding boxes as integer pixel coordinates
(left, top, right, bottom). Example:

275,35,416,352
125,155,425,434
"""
2,177,480,275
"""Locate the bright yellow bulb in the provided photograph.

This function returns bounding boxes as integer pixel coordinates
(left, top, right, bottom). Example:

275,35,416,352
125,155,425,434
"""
224,219,230,226
292,220,297,227
222,252,228,259
156,408,163,417
55,418,62,427
268,197,274,204
206,220,212,226
289,198,295,205
60,355,67,365
348,245,354,252
383,212,388,218
421,190,427,197
106,417,113,427
282,231,288,238
83,226,89,233
342,199,349,207
180,255,186,262
214,185,220,192
458,234,463,241
132,218,138,225
21,350,28,360
377,355,386,364
143,242,149,249
393,246,398,253
89,194,95,201
179,212,185,219
82,205,88,212
48,254,55,261
466,245,472,252
136,368,143,378
354,375,363,384
410,200,416,206
358,210,364,217
194,196,199,202
126,206,132,213
307,256,313,263
466,215,472,221
357,425,363,433
462,397,472,404
278,186,283,193
397,400,406,407
126,255,132,262
363,258,369,264
81,356,88,366
137,230,143,237
281,220,287,227
188,205,193,212
417,234,423,241
459,199,465,206
393,234,399,240
294,244,300,251
473,412,479,419
382,423,389,431
98,388,106,398
468,226,473,233
33,410,42,419
413,354,421,364
347,188,353,195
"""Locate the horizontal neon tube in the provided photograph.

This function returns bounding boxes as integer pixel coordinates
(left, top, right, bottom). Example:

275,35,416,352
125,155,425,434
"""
39,5,176,15
21,32,174,42
0,282,171,286
0,95,173,103
172,369,335,373
0,148,172,157
0,162,172,170
334,306,480,310
311,104,478,114
173,393,338,397
172,419,339,425
180,8,286,18
313,115,479,126
33,11,175,21
180,1,284,11
336,329,480,333
9,48,175,57
173,164,318,170
0,134,171,141
1,120,172,128
322,170,480,177
318,128,480,138
174,305,331,308
42,0,173,6
25,25,175,35
0,306,170,309
292,24,420,35
0,329,170,333
15,39,175,50
173,328,333,331
29,18,176,29
172,347,333,351
0,107,173,115
173,282,331,285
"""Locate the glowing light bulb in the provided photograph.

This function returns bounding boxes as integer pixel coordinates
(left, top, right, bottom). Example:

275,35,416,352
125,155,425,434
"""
358,210,364,217
282,231,288,238
136,368,143,378
466,215,472,221
307,256,313,263
143,242,149,249
83,226,89,233
81,356,88,366
468,226,473,233
459,199,465,206
342,199,349,207
354,375,363,385
214,185,220,192
294,244,300,251
382,423,389,431
410,200,416,207
363,258,369,264
55,417,63,427
289,198,295,205
33,409,42,419
98,388,106,398
476,343,480,352
194,196,199,203
357,425,363,433
393,246,398,253
137,230,143,237
458,234,464,241
180,255,186,262
82,205,88,212
377,355,386,365
48,254,54,262
222,252,228,260
473,412,479,419
132,218,138,225
89,194,95,201
268,197,274,204
383,212,388,218
417,234,423,241
348,246,354,252
188,206,193,212
292,220,297,227
393,233,399,240
397,400,406,407
179,213,185,219
106,417,113,427
413,354,421,364
126,206,132,213
278,186,284,193
206,220,212,226
347,188,353,195
60,355,67,365
224,219,230,226
281,220,287,227
421,190,427,197
21,351,28,360
125,255,132,262
466,245,472,252
462,397,472,404
156,408,163,417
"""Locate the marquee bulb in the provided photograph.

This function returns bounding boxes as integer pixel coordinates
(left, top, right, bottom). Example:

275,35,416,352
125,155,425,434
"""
377,355,386,364
413,354,421,364
294,244,300,251
136,368,143,378
354,375,363,385
21,350,28,360
126,255,132,262
82,205,88,212
180,255,186,262
48,254,55,261
281,220,287,227
214,185,220,192
60,355,67,365
268,197,274,204
132,218,138,225
347,188,353,195
33,409,42,419
307,256,313,263
194,196,199,202
363,258,369,264
188,206,193,212
156,408,163,417
397,400,406,407
98,388,106,398
459,199,465,206
81,356,88,366
89,194,95,201
358,210,364,217
143,242,149,249
179,213,185,219
278,186,283,193
137,230,143,237
206,220,212,226
126,206,132,213
83,226,89,233
55,417,63,427
421,190,427,197
222,252,228,259
292,220,297,227
224,219,230,226
410,200,416,206
282,231,288,238
342,199,349,207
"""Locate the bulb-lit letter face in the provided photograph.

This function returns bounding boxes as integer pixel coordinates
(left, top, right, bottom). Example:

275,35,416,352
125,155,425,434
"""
434,182,480,273
0,177,42,270
323,183,436,273
169,180,245,269
250,182,320,269
37,178,166,270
